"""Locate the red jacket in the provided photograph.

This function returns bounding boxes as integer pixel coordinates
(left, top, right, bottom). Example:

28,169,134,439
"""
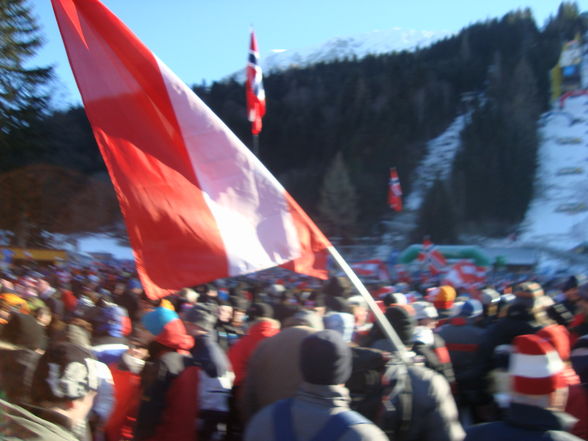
228,319,279,386
566,384,588,440
105,364,142,441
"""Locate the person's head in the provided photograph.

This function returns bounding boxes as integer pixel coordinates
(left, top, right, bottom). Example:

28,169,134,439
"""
299,330,352,386
323,312,355,343
412,301,438,328
182,305,217,336
562,275,581,301
34,306,53,327
141,306,194,353
1,312,46,351
385,306,416,347
247,302,273,322
31,342,99,428
576,282,588,316
509,334,567,411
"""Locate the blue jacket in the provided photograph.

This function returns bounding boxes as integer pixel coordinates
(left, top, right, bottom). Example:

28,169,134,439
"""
465,403,582,441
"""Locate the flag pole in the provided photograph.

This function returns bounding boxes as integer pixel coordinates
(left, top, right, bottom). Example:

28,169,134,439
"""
252,133,259,156
327,245,409,363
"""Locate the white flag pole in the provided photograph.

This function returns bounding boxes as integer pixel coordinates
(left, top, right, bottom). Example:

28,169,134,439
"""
327,246,409,363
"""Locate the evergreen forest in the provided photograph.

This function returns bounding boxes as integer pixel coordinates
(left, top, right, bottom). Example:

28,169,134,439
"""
0,1,585,247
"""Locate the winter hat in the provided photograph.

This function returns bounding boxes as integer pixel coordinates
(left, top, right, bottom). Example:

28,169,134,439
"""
31,342,99,403
413,326,435,346
459,299,483,319
0,293,29,314
513,282,544,311
142,306,179,336
383,293,407,307
325,296,352,314
563,275,580,292
323,312,355,343
299,330,352,385
1,313,46,350
510,334,566,395
142,306,193,351
92,304,125,338
481,288,500,305
178,288,199,304
571,336,588,384
385,306,415,345
412,301,438,321
537,324,571,362
247,302,274,321
283,310,324,330
433,286,456,310
183,305,217,332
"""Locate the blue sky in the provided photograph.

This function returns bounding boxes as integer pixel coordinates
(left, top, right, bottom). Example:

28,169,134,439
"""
30,0,588,106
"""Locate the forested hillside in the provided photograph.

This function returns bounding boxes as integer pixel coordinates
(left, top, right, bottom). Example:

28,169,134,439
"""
0,2,585,247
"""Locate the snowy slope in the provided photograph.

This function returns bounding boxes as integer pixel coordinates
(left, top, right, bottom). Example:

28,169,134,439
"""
520,95,588,250
404,114,468,211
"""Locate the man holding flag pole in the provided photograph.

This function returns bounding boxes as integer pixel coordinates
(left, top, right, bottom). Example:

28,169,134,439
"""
246,29,266,156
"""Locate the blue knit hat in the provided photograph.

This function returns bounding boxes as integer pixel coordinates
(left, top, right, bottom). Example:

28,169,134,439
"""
142,307,179,336
323,312,355,343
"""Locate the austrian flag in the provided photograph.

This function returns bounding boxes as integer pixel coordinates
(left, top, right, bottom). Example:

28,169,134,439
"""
246,30,266,135
51,0,331,299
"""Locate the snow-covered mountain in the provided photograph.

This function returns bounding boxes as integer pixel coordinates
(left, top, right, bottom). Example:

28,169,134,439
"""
228,27,452,81
262,28,452,74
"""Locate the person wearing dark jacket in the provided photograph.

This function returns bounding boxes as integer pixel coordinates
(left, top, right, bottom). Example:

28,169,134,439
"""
135,306,197,441
244,330,388,441
183,305,234,441
0,342,99,441
0,313,46,403
465,334,582,441
464,283,546,418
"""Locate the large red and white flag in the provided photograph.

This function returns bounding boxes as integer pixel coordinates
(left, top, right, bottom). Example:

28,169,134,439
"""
388,167,402,212
246,30,266,135
417,238,447,275
51,0,331,299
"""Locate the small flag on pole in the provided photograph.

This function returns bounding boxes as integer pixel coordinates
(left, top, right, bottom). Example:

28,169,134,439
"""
388,167,402,212
417,238,447,275
246,30,266,135
51,0,330,299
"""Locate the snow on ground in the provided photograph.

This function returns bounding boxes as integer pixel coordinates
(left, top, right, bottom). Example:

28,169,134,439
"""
404,114,468,211
75,234,134,260
520,95,588,251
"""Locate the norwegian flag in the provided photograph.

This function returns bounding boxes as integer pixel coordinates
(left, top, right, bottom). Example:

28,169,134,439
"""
246,30,266,135
388,167,402,212
417,238,447,275
443,261,488,289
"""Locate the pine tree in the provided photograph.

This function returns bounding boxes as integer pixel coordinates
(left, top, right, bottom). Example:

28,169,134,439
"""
318,152,358,240
0,0,51,133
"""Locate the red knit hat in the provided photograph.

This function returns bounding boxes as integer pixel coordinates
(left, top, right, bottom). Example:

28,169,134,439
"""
510,334,566,395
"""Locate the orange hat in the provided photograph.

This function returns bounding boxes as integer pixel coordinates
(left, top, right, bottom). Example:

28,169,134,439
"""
434,285,456,310
1,293,29,314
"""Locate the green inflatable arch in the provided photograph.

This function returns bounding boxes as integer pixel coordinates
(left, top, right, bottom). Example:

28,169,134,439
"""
398,245,492,267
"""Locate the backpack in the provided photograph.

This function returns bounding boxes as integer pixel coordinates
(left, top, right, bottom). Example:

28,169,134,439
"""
380,358,413,441
272,398,370,441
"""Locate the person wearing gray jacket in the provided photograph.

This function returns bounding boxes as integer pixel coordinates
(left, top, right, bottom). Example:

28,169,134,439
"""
244,330,388,441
